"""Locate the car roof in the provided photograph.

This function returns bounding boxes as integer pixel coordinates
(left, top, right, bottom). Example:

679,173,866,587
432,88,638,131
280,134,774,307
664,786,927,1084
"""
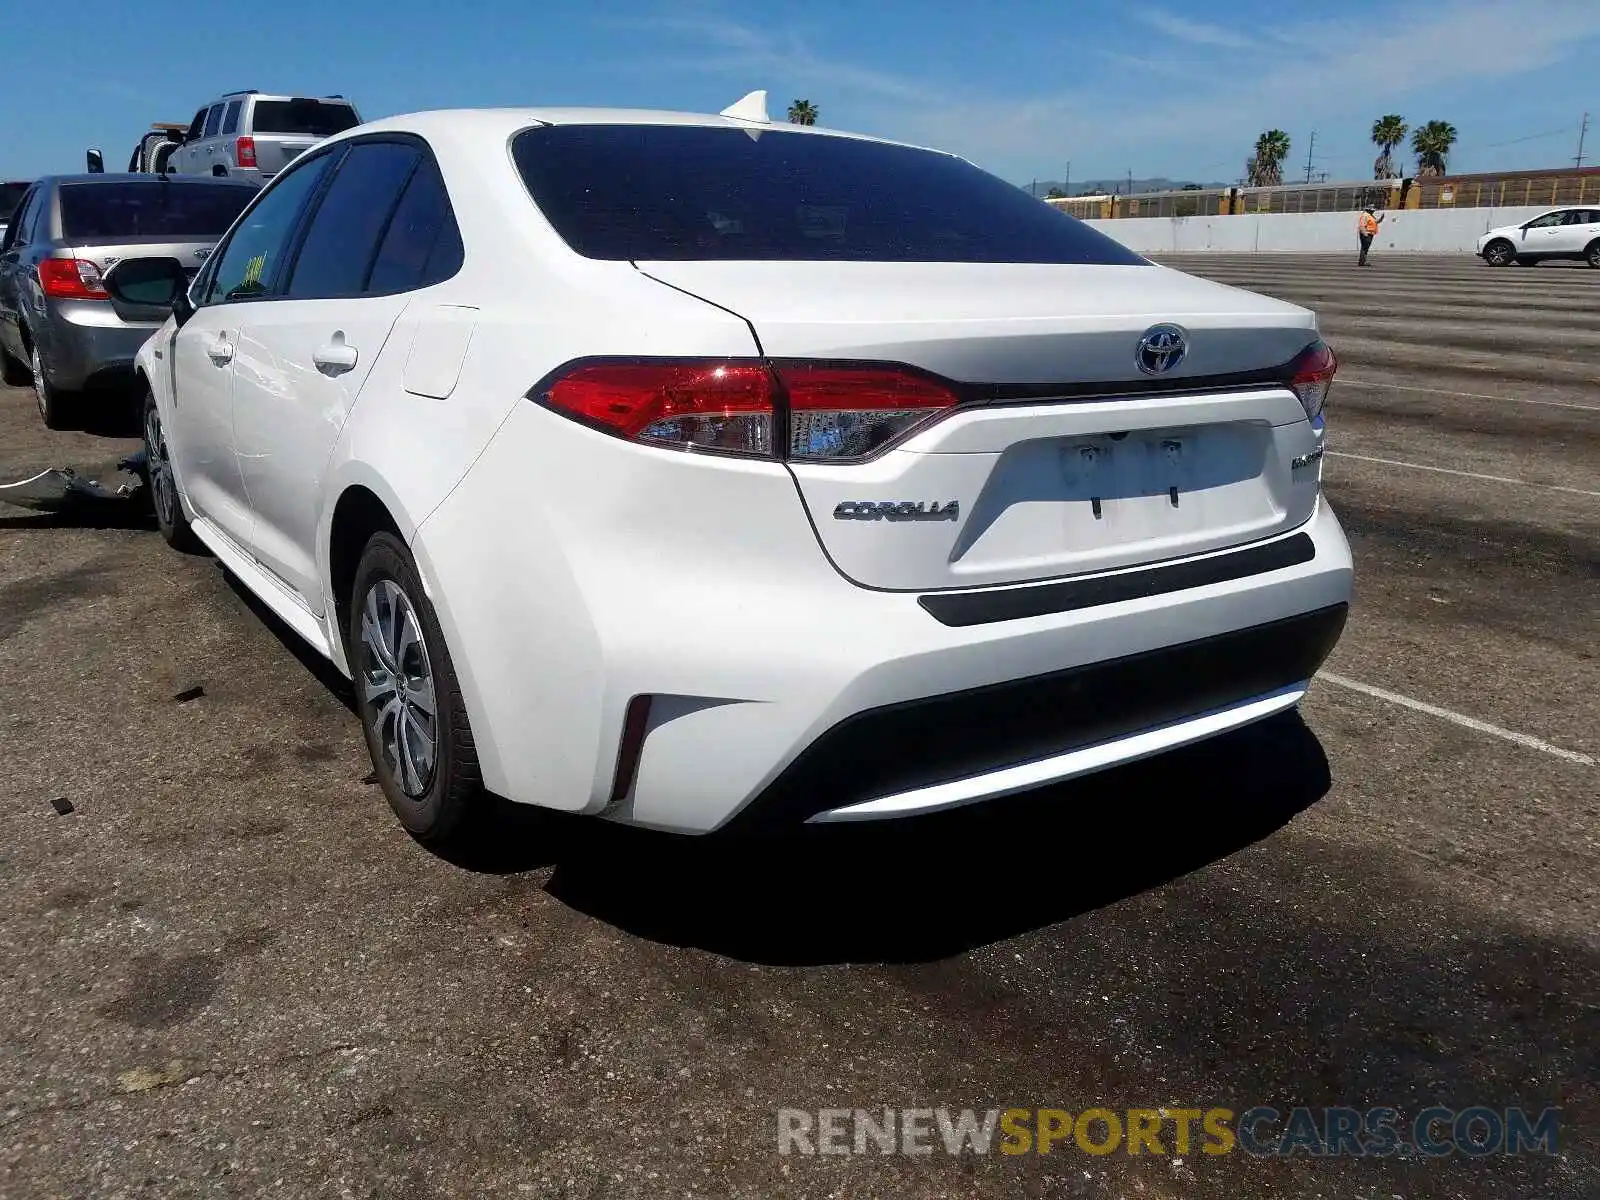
338,106,948,158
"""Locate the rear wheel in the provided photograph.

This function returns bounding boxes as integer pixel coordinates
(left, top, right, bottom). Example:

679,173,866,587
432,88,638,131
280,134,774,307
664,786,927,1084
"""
1482,239,1516,267
31,345,74,430
349,533,482,845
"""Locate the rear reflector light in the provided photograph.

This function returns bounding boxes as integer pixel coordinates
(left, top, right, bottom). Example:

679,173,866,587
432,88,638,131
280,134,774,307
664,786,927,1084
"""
37,258,107,300
536,359,961,462
235,136,257,169
1287,339,1336,422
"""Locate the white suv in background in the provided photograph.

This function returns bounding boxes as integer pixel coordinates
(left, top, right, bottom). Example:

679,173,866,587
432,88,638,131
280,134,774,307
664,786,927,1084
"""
167,92,362,185
115,101,1352,847
1478,207,1600,268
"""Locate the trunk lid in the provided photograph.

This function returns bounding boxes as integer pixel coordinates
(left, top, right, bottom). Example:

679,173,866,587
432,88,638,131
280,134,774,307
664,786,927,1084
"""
639,260,1327,592
249,135,319,176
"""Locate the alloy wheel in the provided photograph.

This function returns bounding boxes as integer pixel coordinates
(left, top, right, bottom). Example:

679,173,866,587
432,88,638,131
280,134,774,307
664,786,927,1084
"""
359,579,439,798
144,402,178,529
30,348,46,419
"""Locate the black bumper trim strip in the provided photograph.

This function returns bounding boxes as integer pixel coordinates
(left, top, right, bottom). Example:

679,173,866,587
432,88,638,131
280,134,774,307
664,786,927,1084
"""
918,532,1316,627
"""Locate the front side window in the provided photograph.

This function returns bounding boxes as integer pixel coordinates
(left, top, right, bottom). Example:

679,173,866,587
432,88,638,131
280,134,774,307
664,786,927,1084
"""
1527,212,1564,229
185,108,207,142
203,153,337,304
58,182,256,240
202,104,225,139
511,124,1148,265
221,100,242,136
285,141,421,298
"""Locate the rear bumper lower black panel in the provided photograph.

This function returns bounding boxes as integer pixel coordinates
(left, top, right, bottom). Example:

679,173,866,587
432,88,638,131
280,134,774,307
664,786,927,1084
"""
721,603,1347,832
919,532,1316,627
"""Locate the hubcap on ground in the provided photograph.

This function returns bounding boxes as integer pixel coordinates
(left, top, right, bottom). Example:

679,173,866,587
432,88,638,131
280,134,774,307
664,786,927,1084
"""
359,579,438,798
144,404,177,529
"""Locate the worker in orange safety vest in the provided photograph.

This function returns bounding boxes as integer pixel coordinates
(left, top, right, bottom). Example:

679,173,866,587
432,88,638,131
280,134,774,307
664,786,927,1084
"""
1358,205,1386,266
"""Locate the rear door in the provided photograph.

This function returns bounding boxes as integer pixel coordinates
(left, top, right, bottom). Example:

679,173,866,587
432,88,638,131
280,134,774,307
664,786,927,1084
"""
229,138,431,610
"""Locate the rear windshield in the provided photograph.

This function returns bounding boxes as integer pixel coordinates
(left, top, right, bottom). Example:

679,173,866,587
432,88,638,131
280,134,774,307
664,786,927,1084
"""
59,181,257,240
251,99,360,137
511,125,1146,265
0,181,29,220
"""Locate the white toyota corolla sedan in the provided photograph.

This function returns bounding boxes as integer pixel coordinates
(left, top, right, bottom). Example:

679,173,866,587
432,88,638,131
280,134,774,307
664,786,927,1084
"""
114,96,1352,845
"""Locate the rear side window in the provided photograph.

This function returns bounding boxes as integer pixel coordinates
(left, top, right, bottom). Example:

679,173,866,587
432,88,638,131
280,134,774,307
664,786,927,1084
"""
221,100,242,136
202,104,225,138
58,182,257,240
511,125,1147,265
286,141,421,298
251,99,361,137
367,158,463,292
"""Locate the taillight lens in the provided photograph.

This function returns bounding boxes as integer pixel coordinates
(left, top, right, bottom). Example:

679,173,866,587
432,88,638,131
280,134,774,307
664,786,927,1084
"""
542,361,776,457
778,364,960,461
235,136,257,169
37,258,107,300
536,359,962,462
1287,339,1336,422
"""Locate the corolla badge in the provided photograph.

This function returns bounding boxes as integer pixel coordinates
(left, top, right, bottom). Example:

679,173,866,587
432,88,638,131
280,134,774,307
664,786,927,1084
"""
1135,324,1188,375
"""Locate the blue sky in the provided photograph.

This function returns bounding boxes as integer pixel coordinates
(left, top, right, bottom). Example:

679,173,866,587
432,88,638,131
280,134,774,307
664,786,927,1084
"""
4,0,1596,186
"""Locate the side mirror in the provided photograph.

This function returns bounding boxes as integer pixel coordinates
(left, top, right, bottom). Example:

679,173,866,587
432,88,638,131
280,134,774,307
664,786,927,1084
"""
102,256,194,324
86,148,104,174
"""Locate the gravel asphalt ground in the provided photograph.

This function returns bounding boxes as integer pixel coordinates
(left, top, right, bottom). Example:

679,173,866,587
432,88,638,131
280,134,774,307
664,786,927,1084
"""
0,252,1595,1199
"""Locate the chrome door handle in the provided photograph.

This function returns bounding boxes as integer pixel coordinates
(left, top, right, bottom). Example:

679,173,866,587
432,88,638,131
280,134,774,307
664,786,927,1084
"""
312,336,358,376
207,338,234,365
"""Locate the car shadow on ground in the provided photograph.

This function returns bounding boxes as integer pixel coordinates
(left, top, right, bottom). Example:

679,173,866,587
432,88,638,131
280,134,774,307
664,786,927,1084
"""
528,710,1331,965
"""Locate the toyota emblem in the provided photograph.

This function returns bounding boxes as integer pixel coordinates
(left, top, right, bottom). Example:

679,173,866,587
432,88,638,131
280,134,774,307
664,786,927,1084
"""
1135,324,1188,375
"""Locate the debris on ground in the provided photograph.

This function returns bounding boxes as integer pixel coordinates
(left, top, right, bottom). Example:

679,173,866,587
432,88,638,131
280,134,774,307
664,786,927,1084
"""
0,451,147,513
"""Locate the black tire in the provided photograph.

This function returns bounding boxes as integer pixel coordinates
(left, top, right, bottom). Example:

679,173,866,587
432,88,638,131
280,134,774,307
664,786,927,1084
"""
30,343,75,430
348,532,481,845
1587,240,1600,269
142,389,201,552
0,345,28,386
1482,239,1516,267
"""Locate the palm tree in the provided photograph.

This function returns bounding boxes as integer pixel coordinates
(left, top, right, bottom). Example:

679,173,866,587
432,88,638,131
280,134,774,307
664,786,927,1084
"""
1371,114,1408,179
1247,130,1291,187
787,99,818,126
1412,120,1457,177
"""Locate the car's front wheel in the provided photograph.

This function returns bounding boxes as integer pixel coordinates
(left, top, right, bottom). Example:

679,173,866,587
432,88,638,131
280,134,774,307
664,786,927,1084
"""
349,533,482,844
1482,238,1516,267
1587,240,1600,269
142,389,202,552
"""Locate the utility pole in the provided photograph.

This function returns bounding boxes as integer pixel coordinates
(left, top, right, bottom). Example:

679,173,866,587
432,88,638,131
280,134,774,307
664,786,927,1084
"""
1577,112,1591,169
1126,167,1133,196
1030,178,1037,198
1064,161,1070,196
1303,130,1317,184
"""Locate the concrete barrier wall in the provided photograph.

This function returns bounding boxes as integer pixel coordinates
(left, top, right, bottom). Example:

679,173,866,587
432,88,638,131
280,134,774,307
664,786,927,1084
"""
1084,206,1552,254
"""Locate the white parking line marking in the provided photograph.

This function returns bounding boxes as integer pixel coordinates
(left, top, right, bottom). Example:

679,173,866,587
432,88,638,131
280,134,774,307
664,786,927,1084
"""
1325,451,1600,497
1315,672,1596,766
1339,375,1600,413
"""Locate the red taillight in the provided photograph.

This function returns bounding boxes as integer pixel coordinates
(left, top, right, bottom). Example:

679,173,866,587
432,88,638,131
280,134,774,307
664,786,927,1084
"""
1288,339,1337,421
235,136,257,169
778,364,960,461
543,361,776,456
37,258,107,301
536,359,961,462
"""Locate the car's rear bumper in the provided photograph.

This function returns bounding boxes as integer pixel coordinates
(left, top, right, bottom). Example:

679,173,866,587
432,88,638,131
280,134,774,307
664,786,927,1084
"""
37,300,158,390
413,407,1354,836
